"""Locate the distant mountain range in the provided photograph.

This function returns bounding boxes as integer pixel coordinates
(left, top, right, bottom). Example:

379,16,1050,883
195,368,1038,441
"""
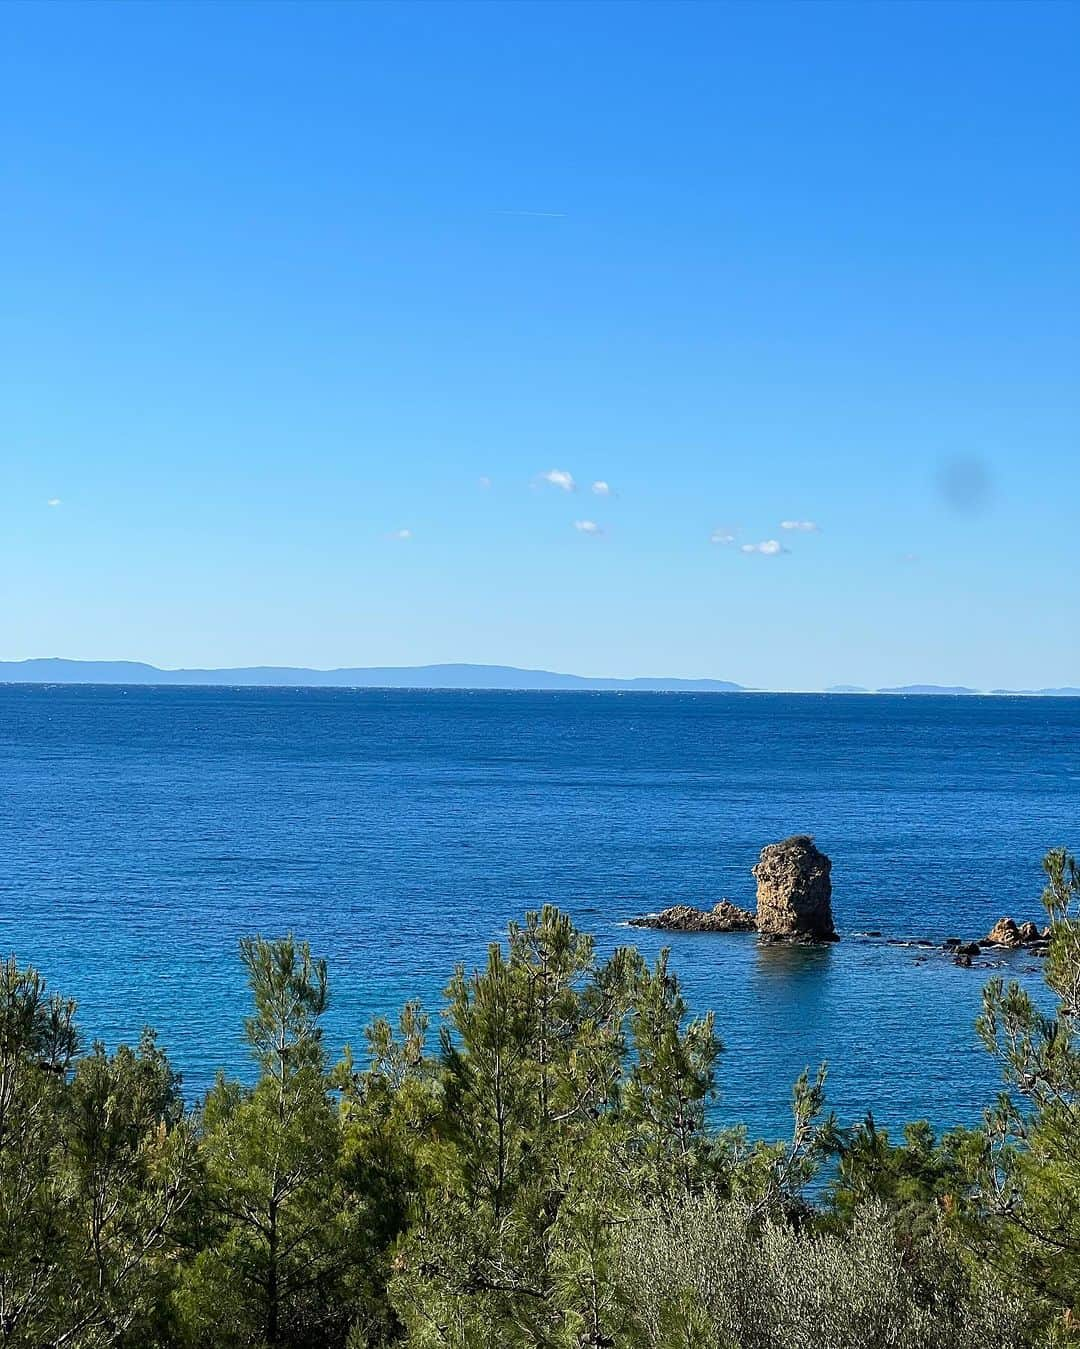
1,661,1077,695
0,659,746,693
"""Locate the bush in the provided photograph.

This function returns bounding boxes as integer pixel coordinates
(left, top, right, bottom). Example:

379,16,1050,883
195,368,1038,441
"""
614,1192,1023,1349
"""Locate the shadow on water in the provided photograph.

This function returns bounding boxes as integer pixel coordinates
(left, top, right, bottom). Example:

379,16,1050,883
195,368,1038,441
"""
747,940,839,1040
753,940,835,981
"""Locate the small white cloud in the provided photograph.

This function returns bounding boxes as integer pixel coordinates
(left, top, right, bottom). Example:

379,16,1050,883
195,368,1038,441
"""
740,539,787,556
538,469,576,492
389,528,412,541
478,475,492,489
900,551,919,563
47,498,62,507
591,480,611,496
780,520,819,532
574,519,603,536
710,529,736,545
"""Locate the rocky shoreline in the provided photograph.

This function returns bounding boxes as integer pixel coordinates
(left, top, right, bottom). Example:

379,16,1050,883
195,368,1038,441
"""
629,899,756,933
892,917,1050,967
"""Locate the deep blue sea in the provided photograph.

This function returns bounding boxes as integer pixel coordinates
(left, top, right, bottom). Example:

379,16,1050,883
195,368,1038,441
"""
2,685,1077,1142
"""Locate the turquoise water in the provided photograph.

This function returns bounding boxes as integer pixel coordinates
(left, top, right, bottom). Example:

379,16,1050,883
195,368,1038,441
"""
2,685,1076,1140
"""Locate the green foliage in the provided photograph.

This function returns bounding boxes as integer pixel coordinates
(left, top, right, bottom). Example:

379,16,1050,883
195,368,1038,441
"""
973,848,1080,1338
337,1002,441,1346
613,1191,1022,1349
174,937,359,1349
827,1114,984,1239
622,948,721,1199
0,957,195,1348
388,905,636,1347
0,956,78,1346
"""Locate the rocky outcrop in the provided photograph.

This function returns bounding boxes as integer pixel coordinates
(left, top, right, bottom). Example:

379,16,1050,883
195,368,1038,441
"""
753,835,837,942
983,917,1048,948
985,917,1023,946
630,900,757,933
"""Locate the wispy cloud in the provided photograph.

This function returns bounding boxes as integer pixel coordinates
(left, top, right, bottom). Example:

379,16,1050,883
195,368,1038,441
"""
537,469,576,492
574,519,603,536
46,498,62,508
478,475,492,489
498,210,566,218
780,520,819,532
591,480,611,496
710,529,736,545
740,539,787,556
388,528,413,541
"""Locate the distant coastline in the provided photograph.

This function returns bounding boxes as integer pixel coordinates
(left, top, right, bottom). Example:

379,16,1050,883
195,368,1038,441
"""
1,659,1077,696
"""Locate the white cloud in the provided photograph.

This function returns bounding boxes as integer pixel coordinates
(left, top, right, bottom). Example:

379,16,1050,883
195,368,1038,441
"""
574,519,603,536
740,539,787,556
47,498,61,507
591,480,611,496
780,520,819,532
389,528,412,541
538,469,576,492
478,475,492,489
710,529,736,545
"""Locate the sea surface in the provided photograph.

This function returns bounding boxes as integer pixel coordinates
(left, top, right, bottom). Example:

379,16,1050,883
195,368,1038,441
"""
2,685,1077,1142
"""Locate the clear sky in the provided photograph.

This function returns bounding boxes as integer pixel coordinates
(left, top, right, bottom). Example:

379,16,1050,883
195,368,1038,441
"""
3,0,1078,689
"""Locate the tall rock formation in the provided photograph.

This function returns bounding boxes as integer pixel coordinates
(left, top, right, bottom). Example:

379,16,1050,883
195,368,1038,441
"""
753,835,837,942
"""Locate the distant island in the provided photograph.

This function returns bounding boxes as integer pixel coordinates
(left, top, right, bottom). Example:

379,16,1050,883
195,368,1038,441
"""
2,659,1078,695
0,659,747,693
877,684,981,695
2,661,1078,696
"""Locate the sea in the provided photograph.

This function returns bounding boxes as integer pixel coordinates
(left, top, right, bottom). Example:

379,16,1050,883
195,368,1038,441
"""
2,684,1077,1143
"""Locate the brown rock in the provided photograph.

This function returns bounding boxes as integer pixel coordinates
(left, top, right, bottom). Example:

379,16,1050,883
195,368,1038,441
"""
629,900,756,933
1017,921,1042,943
985,917,1023,947
753,835,837,942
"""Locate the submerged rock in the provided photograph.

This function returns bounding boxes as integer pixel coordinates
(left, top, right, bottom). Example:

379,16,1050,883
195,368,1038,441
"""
629,900,757,933
753,835,837,942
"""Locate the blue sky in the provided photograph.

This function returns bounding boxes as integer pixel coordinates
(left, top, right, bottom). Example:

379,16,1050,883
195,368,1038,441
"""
3,0,1078,689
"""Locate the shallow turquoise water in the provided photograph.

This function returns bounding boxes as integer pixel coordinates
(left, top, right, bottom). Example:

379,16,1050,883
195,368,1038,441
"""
2,685,1075,1140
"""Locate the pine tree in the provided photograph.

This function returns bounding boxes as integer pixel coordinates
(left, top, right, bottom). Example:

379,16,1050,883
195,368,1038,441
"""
176,937,356,1348
0,958,195,1348
975,848,1080,1338
0,956,77,1346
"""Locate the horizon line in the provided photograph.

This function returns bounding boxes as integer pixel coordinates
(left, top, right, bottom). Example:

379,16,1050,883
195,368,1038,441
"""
0,658,1077,698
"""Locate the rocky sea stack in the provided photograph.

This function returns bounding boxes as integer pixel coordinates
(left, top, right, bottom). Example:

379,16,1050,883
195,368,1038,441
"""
753,835,837,943
629,835,838,942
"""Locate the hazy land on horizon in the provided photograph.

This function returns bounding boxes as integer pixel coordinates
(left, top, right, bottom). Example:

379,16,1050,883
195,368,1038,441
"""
2,657,1078,696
